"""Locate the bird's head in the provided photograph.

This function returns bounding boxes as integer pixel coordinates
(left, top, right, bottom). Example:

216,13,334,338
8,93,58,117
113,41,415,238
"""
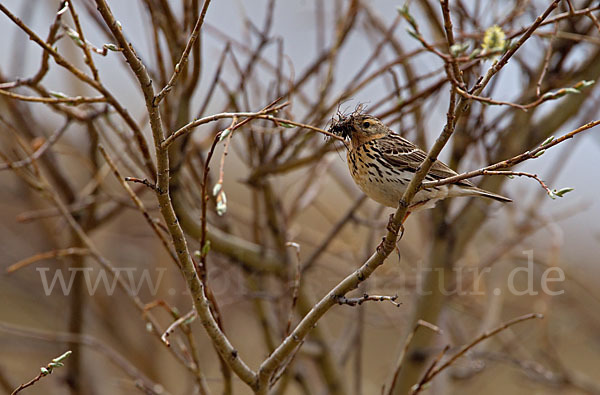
328,111,388,147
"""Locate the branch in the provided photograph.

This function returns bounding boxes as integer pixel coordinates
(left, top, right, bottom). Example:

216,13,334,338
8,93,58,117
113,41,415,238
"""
421,119,600,189
94,0,257,387
6,248,89,273
481,170,554,197
11,351,72,395
161,310,197,347
0,89,106,105
161,102,348,149
0,3,157,177
153,0,212,105
440,0,464,88
410,313,543,394
455,80,595,112
198,99,286,280
335,293,401,307
124,177,160,192
256,64,462,395
0,322,162,394
256,1,544,382
99,145,179,266
66,0,100,81
461,0,561,107
387,320,442,395
507,5,600,39
0,120,71,171
284,242,302,337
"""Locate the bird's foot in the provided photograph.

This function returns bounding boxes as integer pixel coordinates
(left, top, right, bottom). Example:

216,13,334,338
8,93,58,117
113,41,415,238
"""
386,213,405,239
378,213,406,255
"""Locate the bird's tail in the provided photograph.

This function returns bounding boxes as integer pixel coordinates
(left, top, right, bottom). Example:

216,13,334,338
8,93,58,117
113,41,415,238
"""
466,186,512,203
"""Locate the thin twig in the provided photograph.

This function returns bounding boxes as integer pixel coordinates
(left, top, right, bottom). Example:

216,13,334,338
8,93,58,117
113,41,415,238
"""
6,248,90,273
124,177,160,192
587,11,600,33
161,310,197,347
0,2,157,177
153,0,212,105
387,320,442,395
67,0,100,81
198,116,237,279
284,242,301,337
162,102,290,148
440,0,464,87
536,23,558,97
410,345,450,395
410,313,543,394
482,170,553,197
0,322,163,394
301,195,366,272
459,0,561,114
455,79,593,112
99,145,179,266
422,119,600,189
11,351,72,395
0,120,71,171
335,293,401,307
0,89,106,104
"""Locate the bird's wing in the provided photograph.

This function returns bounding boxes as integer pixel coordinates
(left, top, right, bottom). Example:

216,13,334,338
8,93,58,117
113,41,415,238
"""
376,134,474,187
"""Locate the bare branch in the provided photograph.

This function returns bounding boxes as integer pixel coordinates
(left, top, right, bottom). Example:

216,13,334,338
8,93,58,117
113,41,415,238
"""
153,0,212,105
422,119,600,189
410,313,543,394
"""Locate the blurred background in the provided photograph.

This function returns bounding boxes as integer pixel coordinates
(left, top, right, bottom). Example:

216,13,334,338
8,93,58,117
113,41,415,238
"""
1,0,600,394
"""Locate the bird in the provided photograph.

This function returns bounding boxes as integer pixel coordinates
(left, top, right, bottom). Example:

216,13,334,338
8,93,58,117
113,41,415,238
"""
328,111,511,217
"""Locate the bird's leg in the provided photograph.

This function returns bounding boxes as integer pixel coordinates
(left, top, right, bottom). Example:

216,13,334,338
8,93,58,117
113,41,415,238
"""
400,211,411,237
391,211,410,239
377,210,411,255
393,211,411,260
398,212,412,256
386,213,401,235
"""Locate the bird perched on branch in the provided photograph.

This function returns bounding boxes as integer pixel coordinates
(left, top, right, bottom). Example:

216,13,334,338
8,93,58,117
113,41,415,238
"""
329,110,511,217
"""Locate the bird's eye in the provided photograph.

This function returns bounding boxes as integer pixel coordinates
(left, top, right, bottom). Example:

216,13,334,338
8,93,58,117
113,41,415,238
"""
362,121,371,129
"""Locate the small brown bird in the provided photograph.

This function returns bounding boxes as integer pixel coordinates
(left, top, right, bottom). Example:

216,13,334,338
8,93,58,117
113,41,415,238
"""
329,112,511,214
